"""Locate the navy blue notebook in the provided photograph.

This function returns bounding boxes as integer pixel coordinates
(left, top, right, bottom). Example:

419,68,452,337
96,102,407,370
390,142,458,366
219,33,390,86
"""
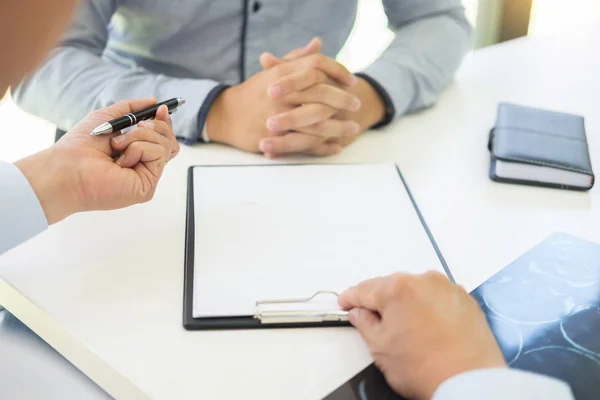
325,233,600,400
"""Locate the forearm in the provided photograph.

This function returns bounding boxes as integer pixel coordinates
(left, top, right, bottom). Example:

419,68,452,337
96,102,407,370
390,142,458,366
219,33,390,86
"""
13,149,77,226
13,48,223,143
364,5,471,120
0,162,49,254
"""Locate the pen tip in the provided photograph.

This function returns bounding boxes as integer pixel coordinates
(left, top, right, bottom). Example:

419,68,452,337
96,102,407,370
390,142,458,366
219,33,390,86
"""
91,122,112,136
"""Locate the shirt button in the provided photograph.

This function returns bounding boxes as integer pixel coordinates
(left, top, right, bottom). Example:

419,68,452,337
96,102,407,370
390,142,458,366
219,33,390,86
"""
253,1,262,13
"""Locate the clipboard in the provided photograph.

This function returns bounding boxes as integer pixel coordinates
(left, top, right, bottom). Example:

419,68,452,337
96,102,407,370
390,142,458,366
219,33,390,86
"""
183,164,452,330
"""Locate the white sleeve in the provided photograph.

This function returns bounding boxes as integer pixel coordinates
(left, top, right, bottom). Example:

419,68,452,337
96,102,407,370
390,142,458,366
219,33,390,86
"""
433,368,574,400
0,162,48,254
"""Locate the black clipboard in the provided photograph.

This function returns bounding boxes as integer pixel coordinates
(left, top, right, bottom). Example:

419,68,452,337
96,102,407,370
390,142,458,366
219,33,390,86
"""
183,164,452,330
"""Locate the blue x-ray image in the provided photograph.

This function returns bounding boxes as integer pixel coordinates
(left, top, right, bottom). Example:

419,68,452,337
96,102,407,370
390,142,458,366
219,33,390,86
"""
472,232,600,400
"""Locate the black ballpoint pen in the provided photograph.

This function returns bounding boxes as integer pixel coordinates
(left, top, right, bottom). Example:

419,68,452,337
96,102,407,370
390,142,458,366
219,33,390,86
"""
91,97,186,135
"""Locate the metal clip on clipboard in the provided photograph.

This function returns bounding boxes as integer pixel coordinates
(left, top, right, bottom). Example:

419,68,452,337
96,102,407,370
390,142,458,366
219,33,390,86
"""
254,291,350,324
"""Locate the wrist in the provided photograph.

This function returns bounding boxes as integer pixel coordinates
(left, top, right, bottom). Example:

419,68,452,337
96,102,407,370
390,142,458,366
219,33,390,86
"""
14,147,81,225
354,77,387,129
206,86,238,146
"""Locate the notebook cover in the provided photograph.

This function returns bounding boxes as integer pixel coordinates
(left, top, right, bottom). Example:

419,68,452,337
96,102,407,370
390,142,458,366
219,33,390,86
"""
488,103,594,190
326,233,600,400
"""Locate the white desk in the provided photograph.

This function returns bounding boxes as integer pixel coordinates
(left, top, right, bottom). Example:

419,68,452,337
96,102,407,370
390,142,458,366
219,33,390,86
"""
1,33,598,400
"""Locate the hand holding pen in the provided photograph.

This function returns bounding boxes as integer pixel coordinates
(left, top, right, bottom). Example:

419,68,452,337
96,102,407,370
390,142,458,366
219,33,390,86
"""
17,98,181,225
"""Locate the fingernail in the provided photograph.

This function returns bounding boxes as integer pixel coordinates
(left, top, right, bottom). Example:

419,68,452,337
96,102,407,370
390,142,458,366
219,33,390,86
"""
350,75,359,86
112,135,126,144
350,122,360,135
115,154,125,166
352,97,361,111
269,84,282,98
266,118,279,131
349,309,359,325
259,140,274,153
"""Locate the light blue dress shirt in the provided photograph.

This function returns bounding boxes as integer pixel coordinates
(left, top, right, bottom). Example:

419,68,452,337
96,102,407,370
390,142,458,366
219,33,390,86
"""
0,162,48,254
433,368,573,400
14,0,472,144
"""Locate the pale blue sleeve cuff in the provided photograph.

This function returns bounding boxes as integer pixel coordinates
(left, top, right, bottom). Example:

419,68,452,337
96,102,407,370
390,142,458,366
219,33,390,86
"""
0,162,48,254
433,368,574,400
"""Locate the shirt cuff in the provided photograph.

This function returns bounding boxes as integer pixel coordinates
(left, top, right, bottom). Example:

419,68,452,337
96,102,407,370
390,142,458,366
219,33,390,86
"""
201,122,210,143
0,162,48,254
355,72,395,129
189,84,229,145
433,368,574,400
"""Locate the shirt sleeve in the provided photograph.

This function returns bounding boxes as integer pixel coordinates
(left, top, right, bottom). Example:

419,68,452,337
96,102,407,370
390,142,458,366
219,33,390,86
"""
361,0,472,126
0,162,48,255
433,368,575,400
12,0,225,144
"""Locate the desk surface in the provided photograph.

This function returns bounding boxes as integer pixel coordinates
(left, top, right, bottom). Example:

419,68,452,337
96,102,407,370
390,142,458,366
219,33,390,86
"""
1,34,599,400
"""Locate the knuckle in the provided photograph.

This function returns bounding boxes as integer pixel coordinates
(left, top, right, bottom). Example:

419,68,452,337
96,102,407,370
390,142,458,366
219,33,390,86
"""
281,141,295,153
310,53,324,67
142,188,157,203
425,270,446,282
278,114,293,129
344,93,356,109
269,139,287,153
128,140,143,152
390,273,408,295
118,131,137,143
153,120,169,132
279,76,293,93
272,64,287,80
315,83,328,97
307,68,319,85
321,105,336,118
317,70,328,83
367,291,380,308
310,147,325,156
341,121,355,136
312,122,327,136
285,92,301,104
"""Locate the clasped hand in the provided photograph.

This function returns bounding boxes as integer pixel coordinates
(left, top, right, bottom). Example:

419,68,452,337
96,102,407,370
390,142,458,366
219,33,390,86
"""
207,38,375,158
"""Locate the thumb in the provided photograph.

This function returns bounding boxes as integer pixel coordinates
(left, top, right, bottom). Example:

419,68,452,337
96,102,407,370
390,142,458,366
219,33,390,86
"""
259,37,323,69
260,52,282,69
349,308,381,345
283,37,322,61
